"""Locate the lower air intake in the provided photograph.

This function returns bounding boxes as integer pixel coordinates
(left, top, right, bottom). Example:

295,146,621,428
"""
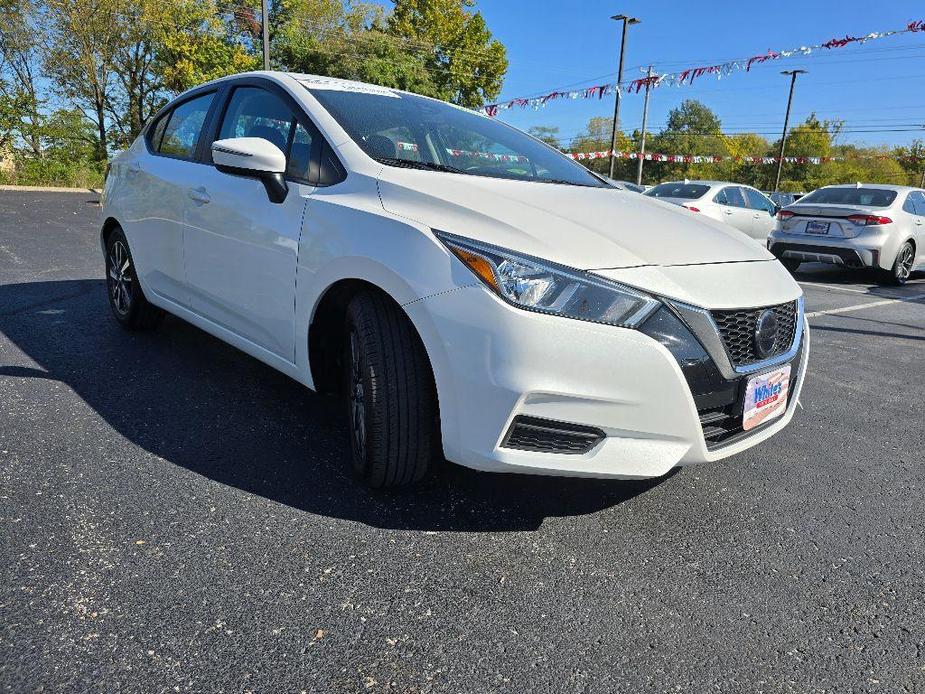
501,416,605,455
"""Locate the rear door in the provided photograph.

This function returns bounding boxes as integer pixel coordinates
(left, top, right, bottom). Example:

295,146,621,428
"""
183,80,320,362
120,90,218,306
712,186,753,234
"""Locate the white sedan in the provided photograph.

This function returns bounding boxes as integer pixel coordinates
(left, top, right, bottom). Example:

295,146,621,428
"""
645,180,779,242
102,72,809,487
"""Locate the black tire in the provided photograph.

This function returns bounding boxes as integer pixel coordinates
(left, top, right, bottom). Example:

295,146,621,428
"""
781,258,801,273
344,290,438,488
105,226,164,330
878,241,915,286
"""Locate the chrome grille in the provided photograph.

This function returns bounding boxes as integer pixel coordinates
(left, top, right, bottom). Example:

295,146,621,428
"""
711,301,797,368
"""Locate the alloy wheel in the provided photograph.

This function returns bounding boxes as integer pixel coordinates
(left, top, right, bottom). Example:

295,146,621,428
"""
896,244,914,282
108,239,133,315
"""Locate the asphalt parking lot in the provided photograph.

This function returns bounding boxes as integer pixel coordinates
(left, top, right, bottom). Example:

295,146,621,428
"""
1,190,924,693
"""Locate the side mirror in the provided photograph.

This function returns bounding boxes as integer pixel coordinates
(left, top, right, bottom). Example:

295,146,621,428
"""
212,137,288,203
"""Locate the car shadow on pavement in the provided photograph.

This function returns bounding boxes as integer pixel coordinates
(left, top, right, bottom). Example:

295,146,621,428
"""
792,263,924,290
0,279,671,532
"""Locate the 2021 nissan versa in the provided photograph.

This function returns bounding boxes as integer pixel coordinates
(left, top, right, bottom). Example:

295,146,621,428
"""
102,72,810,487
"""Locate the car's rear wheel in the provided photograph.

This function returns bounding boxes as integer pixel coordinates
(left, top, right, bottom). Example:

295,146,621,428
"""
344,290,438,487
879,241,915,286
105,226,163,330
781,258,801,273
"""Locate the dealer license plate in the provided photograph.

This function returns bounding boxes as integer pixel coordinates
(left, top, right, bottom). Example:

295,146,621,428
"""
806,220,830,235
743,364,791,431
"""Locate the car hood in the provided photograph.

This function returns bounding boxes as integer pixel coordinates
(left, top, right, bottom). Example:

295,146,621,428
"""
376,167,772,270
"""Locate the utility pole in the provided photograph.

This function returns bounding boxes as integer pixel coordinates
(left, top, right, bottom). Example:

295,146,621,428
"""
608,14,640,179
635,65,653,186
774,69,806,193
262,0,270,70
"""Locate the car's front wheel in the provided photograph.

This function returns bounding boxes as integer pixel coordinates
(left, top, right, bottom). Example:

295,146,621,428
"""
344,290,438,487
879,241,915,286
105,226,163,330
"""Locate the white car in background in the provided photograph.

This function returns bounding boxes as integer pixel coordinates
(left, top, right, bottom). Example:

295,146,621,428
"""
101,71,809,488
645,180,779,243
769,184,925,285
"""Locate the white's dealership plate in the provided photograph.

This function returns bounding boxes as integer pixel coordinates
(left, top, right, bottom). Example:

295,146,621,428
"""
743,364,791,431
806,220,830,235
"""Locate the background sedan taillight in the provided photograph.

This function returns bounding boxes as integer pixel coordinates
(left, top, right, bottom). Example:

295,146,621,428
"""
846,214,892,226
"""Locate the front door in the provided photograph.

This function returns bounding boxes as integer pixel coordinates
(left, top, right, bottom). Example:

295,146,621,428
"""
183,85,317,362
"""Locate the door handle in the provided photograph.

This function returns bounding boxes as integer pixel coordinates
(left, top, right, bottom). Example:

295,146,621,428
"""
126,162,141,177
753,213,761,219
188,186,211,205
723,209,734,215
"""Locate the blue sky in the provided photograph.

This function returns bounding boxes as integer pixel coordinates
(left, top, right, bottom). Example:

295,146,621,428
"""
392,0,925,149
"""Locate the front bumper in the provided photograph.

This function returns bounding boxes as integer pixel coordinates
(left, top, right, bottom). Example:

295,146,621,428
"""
404,285,809,479
768,228,897,270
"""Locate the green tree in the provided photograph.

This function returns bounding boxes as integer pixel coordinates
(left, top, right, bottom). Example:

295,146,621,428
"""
387,0,507,107
648,99,725,181
1,0,44,157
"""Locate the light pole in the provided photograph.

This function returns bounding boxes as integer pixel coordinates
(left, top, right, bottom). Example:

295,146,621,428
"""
262,0,270,70
635,65,653,186
774,69,806,193
607,14,640,179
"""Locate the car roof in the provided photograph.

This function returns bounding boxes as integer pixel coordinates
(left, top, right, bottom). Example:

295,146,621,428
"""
813,183,922,193
653,180,759,189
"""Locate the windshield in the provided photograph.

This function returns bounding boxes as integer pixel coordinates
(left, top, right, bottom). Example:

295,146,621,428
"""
305,86,606,187
644,183,710,200
799,187,897,207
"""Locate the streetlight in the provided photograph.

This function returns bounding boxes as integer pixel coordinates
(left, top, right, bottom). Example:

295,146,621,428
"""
608,13,640,179
774,69,807,193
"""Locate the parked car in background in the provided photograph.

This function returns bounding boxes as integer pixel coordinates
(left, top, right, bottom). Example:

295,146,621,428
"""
769,184,925,285
767,191,805,207
645,180,779,242
101,71,809,488
605,178,646,193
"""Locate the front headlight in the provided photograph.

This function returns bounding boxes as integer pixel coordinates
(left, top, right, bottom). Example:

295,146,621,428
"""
435,231,661,328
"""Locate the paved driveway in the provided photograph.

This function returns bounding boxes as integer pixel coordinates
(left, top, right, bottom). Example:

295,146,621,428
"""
2,191,924,692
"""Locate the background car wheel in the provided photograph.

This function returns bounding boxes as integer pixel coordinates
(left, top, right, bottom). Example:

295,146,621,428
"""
344,290,438,488
879,241,915,286
105,226,163,330
781,258,801,273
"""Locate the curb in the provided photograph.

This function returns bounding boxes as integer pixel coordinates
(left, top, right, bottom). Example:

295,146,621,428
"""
0,185,102,194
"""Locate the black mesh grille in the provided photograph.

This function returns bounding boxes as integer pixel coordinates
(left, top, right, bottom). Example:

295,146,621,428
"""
711,301,797,367
501,416,604,455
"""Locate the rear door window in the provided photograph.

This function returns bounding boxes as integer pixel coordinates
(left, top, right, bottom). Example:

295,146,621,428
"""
157,92,216,159
716,186,746,208
910,191,925,216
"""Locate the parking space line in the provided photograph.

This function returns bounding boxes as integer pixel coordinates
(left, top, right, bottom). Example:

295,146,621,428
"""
798,280,925,297
798,282,877,295
805,293,925,318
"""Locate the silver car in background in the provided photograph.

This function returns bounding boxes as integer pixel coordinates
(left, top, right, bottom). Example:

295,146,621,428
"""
769,184,925,285
644,180,778,243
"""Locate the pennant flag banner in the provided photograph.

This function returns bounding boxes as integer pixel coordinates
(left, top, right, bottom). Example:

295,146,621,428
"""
481,19,925,116
567,150,923,164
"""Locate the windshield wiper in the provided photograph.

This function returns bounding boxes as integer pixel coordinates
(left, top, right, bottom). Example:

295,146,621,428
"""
373,156,465,174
